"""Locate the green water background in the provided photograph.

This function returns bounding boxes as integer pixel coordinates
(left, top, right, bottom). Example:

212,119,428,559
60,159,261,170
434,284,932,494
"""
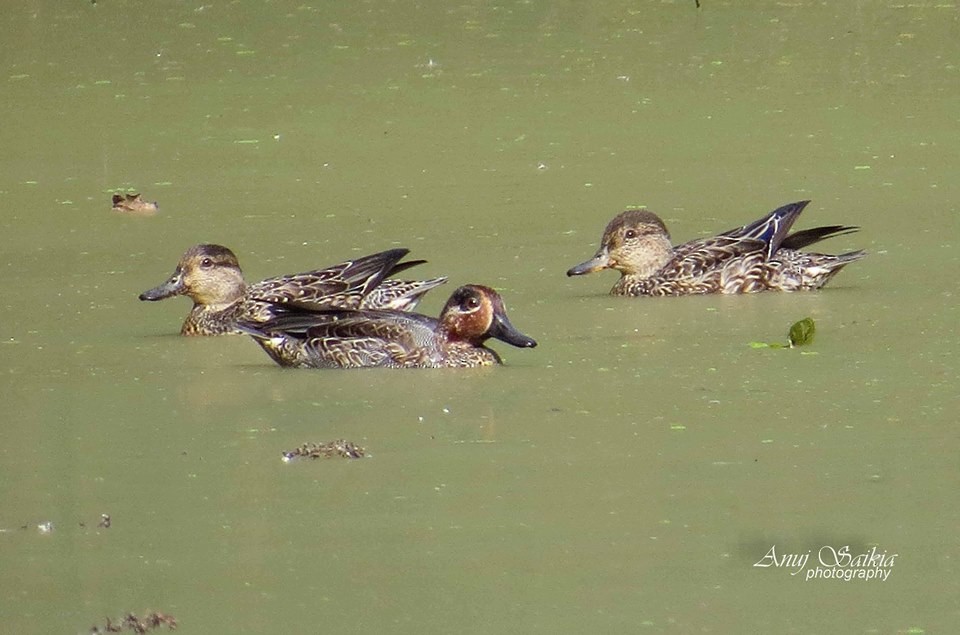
1,1,957,632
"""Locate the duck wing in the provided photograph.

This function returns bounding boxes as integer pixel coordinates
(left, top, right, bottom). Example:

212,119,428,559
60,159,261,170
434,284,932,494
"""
248,248,413,310
670,234,768,278
719,200,810,258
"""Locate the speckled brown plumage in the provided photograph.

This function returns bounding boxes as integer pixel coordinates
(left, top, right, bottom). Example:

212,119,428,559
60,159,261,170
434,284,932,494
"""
139,245,446,335
238,284,538,369
567,200,865,296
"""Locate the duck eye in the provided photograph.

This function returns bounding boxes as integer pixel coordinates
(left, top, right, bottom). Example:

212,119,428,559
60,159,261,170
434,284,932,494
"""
463,296,481,310
200,258,214,268
624,229,637,240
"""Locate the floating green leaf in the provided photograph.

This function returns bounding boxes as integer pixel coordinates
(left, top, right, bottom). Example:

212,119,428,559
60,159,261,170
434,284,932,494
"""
788,317,816,347
749,317,815,350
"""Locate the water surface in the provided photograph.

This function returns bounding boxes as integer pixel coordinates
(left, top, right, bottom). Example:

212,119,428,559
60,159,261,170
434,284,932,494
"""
1,1,957,632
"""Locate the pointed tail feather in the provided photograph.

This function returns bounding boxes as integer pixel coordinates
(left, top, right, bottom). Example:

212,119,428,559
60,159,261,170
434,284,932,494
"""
363,276,448,311
782,225,860,251
804,249,867,289
388,258,428,277
836,249,868,264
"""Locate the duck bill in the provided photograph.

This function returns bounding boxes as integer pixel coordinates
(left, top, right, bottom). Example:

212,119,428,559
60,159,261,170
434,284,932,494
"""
566,249,611,276
139,272,185,301
488,313,537,349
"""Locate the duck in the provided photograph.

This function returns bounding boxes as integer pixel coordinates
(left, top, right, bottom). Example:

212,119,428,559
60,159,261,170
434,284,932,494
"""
567,200,866,296
237,284,537,368
139,245,446,335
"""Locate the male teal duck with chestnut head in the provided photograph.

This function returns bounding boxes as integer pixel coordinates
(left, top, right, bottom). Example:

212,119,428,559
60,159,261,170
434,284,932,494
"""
567,200,865,296
238,284,537,369
139,245,446,336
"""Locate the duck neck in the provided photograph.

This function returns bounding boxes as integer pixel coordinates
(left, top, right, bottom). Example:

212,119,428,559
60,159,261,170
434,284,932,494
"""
621,235,673,278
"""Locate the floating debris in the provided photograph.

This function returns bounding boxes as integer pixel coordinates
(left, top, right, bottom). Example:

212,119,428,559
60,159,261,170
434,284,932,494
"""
12,513,114,533
89,611,177,633
749,317,817,349
111,193,158,215
282,440,365,462
788,317,816,347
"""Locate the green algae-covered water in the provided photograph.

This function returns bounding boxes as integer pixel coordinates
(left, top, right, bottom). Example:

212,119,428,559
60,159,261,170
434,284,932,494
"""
1,1,958,632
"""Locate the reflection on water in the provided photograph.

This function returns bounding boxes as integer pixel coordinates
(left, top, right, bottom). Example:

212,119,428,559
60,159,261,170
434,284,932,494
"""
1,1,958,632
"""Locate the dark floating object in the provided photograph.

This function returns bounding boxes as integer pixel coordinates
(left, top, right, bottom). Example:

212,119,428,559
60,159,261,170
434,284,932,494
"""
111,192,159,215
89,611,177,633
282,440,366,461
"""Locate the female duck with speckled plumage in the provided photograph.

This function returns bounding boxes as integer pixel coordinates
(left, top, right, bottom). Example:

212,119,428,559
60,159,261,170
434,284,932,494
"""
139,245,446,336
567,200,866,296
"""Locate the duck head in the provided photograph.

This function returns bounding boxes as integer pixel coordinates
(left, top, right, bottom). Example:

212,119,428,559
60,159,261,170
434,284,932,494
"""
439,285,537,349
567,209,674,279
139,244,246,306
